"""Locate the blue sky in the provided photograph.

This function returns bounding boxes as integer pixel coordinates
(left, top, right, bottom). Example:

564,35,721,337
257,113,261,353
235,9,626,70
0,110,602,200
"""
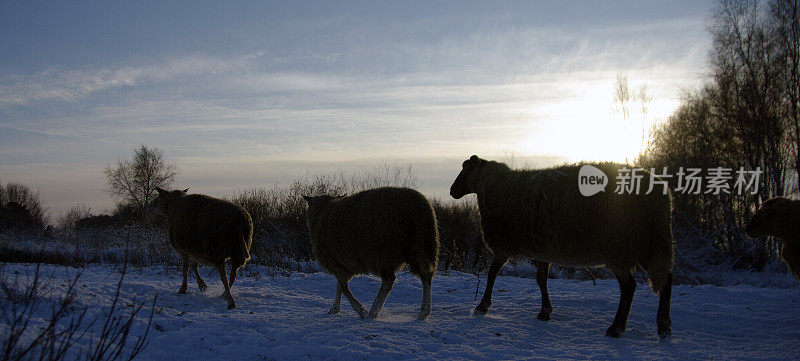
0,0,713,216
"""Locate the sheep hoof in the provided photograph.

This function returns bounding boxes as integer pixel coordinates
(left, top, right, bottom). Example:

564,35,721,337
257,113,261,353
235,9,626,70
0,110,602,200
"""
474,303,490,314
198,282,208,293
417,311,430,321
227,303,237,309
178,287,188,294
605,326,624,338
658,326,671,339
536,310,551,321
327,307,340,315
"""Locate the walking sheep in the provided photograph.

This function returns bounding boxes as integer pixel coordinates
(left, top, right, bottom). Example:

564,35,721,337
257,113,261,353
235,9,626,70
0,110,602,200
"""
303,187,439,320
745,197,800,281
450,156,674,338
151,188,253,309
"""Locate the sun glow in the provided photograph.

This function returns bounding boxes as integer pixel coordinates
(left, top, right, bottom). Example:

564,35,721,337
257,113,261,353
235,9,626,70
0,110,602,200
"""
517,79,679,164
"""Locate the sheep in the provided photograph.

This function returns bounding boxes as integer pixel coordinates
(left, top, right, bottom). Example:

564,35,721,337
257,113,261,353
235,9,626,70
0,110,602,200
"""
303,187,439,320
450,155,674,338
151,188,253,309
745,197,800,281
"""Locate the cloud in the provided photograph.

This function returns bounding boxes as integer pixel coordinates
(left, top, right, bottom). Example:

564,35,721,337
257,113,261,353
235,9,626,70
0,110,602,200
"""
0,53,264,109
0,124,119,144
0,64,694,168
0,8,709,111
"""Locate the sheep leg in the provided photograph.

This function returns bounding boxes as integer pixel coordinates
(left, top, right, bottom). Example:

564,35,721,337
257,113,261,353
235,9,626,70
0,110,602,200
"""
606,269,636,338
656,272,673,339
337,277,367,319
367,273,396,319
215,263,237,309
535,261,553,321
418,273,433,321
328,283,342,314
475,256,508,313
229,259,243,288
192,263,207,292
178,254,190,294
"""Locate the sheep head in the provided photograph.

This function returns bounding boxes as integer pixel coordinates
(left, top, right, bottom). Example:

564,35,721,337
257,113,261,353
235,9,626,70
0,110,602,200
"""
745,197,794,239
450,155,484,199
302,194,343,229
302,194,341,210
150,187,189,216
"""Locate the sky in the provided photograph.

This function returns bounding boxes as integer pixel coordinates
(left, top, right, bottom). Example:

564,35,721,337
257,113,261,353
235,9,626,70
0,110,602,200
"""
0,0,714,218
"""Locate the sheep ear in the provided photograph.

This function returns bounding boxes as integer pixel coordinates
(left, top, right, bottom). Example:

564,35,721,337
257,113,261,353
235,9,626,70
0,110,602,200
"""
182,188,189,194
156,187,166,195
469,155,481,165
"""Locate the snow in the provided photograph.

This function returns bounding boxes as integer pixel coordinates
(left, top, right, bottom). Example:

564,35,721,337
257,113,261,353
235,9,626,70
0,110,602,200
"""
2,263,800,360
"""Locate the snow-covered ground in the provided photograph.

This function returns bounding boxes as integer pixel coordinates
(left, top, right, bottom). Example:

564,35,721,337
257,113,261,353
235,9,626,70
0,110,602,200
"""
2,263,799,360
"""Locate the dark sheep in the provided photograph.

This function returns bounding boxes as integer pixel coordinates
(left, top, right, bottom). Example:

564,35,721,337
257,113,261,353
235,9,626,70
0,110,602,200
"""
303,187,440,320
450,155,674,338
745,197,800,281
152,188,253,309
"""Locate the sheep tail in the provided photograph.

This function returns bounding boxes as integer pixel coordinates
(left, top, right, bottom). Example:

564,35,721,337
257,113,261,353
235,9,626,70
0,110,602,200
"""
239,220,253,264
412,209,440,277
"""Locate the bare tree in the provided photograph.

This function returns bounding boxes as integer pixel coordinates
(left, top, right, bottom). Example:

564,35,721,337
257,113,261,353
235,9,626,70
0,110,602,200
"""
771,0,800,194
613,73,633,122
0,182,48,229
613,73,653,159
710,0,788,199
637,0,796,270
638,84,654,149
104,145,178,213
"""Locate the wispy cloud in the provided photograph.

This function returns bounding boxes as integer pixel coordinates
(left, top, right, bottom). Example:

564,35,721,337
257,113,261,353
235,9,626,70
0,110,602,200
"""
0,10,709,111
0,53,263,109
0,124,119,144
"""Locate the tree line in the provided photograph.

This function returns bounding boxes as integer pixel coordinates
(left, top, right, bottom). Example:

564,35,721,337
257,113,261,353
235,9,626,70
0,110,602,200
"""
639,0,800,271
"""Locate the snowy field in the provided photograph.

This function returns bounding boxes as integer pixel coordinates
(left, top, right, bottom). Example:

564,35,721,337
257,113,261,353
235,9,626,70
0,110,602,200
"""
2,263,799,360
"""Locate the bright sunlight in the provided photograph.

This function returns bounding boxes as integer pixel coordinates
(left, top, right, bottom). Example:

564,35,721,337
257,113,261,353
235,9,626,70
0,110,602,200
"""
517,76,679,164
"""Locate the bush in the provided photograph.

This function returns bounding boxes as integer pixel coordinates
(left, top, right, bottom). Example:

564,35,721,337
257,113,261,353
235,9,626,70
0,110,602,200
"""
57,203,91,237
0,182,49,230
430,197,486,273
0,263,154,361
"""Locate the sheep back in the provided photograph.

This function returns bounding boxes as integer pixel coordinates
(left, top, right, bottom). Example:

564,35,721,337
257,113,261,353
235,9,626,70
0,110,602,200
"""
166,194,253,266
307,187,439,279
